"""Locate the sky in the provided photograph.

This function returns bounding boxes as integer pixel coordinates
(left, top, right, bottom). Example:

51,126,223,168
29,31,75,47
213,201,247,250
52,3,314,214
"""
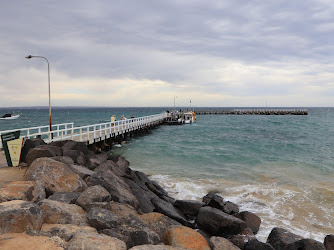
0,0,334,107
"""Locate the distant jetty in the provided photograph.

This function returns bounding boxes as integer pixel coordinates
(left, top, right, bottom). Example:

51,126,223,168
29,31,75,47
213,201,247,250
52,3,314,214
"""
194,109,308,115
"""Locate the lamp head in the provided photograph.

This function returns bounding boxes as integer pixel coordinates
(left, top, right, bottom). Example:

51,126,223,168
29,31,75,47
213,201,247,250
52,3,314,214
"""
25,55,32,59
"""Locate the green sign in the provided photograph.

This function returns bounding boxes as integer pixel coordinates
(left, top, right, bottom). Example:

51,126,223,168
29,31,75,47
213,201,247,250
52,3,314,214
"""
1,131,21,167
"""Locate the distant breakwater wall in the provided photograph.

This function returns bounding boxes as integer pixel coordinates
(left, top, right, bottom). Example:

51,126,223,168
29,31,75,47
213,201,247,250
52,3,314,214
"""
195,109,308,115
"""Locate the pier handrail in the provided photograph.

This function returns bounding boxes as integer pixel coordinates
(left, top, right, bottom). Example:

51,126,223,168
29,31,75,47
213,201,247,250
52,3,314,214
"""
0,113,167,149
0,122,74,149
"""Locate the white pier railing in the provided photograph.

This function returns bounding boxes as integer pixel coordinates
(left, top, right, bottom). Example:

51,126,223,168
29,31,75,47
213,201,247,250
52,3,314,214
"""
0,112,167,149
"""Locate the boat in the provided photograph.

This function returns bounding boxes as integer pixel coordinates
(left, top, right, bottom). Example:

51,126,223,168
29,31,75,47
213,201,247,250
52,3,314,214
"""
0,113,20,120
184,111,196,124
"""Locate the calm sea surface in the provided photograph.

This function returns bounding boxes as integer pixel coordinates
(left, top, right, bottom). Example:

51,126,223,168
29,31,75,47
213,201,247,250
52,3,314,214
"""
1,107,333,241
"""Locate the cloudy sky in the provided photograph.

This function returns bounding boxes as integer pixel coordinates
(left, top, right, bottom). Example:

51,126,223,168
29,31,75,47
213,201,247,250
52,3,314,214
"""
1,0,333,107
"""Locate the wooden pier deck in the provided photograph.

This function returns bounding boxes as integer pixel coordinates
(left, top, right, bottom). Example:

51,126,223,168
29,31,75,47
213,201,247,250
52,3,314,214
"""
194,109,308,115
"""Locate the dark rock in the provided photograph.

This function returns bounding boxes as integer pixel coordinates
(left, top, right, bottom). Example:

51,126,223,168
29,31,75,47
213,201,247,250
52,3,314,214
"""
76,152,87,166
203,193,239,214
68,164,95,179
210,236,240,250
286,239,325,250
244,239,275,250
63,150,80,162
51,156,75,165
267,227,303,250
324,235,334,250
86,152,109,170
21,138,46,163
87,207,119,230
230,233,256,249
151,197,191,227
41,223,97,241
234,211,261,234
125,179,156,213
196,206,247,237
47,192,81,204
108,154,130,170
61,140,89,155
174,200,205,217
76,185,111,211
87,170,139,209
26,145,62,166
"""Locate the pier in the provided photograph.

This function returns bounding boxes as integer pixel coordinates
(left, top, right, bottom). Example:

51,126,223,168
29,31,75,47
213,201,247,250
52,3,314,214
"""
194,109,308,115
0,112,167,151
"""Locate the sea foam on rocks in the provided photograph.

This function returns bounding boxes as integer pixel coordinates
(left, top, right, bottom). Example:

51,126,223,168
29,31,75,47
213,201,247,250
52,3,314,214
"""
0,139,329,249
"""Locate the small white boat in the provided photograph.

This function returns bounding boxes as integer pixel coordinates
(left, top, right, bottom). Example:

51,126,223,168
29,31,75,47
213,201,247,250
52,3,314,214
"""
184,112,196,124
0,113,20,120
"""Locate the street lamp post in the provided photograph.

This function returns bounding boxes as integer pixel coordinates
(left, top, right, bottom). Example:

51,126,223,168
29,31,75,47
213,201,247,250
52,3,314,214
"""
25,55,53,139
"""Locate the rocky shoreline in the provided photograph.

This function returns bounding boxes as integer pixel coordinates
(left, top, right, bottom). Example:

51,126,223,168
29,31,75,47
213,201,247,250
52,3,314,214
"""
0,139,332,249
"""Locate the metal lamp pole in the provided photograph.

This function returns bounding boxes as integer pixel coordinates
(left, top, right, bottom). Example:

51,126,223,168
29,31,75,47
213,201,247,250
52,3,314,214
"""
25,55,53,139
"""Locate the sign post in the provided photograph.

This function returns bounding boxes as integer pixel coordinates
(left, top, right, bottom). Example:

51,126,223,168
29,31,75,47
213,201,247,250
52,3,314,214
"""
0,131,23,167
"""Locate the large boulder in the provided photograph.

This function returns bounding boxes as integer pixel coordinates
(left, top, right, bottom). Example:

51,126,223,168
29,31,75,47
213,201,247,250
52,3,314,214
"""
210,236,240,250
67,231,126,250
85,170,139,209
87,207,119,230
24,158,87,195
163,225,211,250
234,211,261,234
68,164,95,179
140,212,181,240
21,138,46,163
151,197,190,227
203,193,239,214
267,227,303,250
286,239,325,250
324,235,334,250
48,192,81,204
197,206,247,237
0,233,65,250
244,239,275,250
41,223,97,242
38,199,88,226
86,152,109,170
61,141,89,155
0,200,43,233
26,145,62,166
174,200,205,217
0,181,45,203
52,156,75,165
76,185,111,211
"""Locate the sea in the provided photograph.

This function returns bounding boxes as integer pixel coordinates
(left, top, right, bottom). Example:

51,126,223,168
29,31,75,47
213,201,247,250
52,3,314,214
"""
1,106,333,242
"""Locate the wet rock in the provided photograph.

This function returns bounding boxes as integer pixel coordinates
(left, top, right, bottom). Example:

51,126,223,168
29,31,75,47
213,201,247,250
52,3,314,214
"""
38,199,88,226
109,154,130,170
324,235,334,250
0,181,45,203
210,236,240,250
24,157,87,195
244,239,275,250
26,145,62,166
87,207,119,230
286,239,325,250
234,211,261,234
140,212,181,240
267,227,303,250
67,231,126,250
21,138,46,163
76,185,111,211
0,233,66,250
0,200,43,233
163,225,211,250
41,223,97,241
229,232,256,249
197,206,247,237
174,200,205,217
203,193,239,214
48,192,81,204
151,197,191,227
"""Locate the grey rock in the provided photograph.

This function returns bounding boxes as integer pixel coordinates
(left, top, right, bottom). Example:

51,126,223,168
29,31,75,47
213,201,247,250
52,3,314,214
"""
244,239,275,250
48,192,81,204
234,211,261,234
174,200,205,217
267,227,303,250
87,207,119,230
76,185,111,211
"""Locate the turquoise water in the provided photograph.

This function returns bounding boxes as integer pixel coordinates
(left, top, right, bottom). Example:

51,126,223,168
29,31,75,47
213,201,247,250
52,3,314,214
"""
1,107,333,241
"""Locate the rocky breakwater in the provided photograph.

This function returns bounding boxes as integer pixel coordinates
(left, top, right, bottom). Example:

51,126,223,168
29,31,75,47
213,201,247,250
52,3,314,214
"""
0,138,332,249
